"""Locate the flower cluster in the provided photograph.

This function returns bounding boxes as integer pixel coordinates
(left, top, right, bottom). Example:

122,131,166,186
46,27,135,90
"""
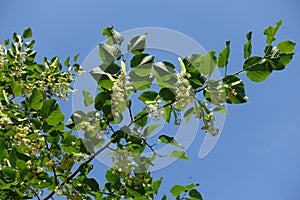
111,73,135,120
0,43,6,68
147,99,163,121
174,77,194,110
174,57,194,110
201,112,219,136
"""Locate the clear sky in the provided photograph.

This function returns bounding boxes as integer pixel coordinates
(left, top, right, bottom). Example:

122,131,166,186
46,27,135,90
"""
1,0,300,199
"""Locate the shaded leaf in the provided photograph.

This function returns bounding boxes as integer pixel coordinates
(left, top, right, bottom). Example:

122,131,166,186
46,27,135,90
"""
138,91,159,104
0,139,8,160
99,43,121,64
184,107,195,121
102,27,124,45
134,109,148,127
159,88,176,102
127,33,147,54
29,88,43,110
159,135,182,148
200,51,217,76
189,189,203,200
82,90,93,107
223,75,248,104
143,124,162,137
244,31,252,59
10,79,21,97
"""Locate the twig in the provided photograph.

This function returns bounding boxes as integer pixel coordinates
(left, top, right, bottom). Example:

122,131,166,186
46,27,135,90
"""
44,139,59,186
42,141,112,200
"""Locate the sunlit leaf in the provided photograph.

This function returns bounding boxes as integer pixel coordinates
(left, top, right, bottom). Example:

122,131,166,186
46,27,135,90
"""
23,27,32,38
218,41,230,68
167,150,189,160
82,90,93,107
277,40,296,54
264,20,282,45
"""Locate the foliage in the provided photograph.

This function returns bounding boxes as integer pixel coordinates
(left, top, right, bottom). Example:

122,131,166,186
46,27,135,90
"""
0,21,295,199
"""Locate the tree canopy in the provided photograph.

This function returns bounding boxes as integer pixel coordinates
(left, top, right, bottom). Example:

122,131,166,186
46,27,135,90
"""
0,21,295,199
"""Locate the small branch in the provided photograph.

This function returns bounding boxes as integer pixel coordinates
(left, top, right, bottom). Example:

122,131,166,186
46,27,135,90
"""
30,187,41,200
42,141,112,200
44,139,59,186
141,138,162,157
128,104,134,123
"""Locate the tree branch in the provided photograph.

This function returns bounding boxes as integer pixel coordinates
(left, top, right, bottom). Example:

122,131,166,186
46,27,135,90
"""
42,141,112,200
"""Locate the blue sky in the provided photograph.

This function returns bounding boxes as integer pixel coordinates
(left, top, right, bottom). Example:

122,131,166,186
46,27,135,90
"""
1,0,300,199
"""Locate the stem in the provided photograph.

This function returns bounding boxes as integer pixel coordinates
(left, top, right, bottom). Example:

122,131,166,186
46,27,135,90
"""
128,103,134,123
44,140,59,186
42,141,112,200
30,187,41,200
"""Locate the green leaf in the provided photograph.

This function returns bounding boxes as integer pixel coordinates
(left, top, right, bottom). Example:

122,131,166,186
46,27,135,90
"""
159,88,176,102
264,20,283,45
98,43,121,64
153,62,177,89
127,33,147,54
0,139,8,161
218,41,230,68
83,178,100,191
41,99,57,118
161,195,167,200
143,124,162,137
105,168,119,183
134,109,148,127
269,53,293,70
102,27,124,46
184,107,195,121
138,91,159,104
8,147,17,168
99,62,121,75
0,167,16,183
158,135,182,148
82,90,93,107
244,31,252,59
189,189,203,200
46,107,64,126
246,70,271,82
64,56,70,67
10,79,21,97
277,40,296,54
243,56,272,82
78,163,93,176
73,53,80,62
130,54,154,77
129,70,154,90
162,106,171,123
170,184,187,196
167,150,189,160
200,51,217,76
223,75,248,104
152,177,163,194
94,91,111,111
29,88,43,110
23,27,32,38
